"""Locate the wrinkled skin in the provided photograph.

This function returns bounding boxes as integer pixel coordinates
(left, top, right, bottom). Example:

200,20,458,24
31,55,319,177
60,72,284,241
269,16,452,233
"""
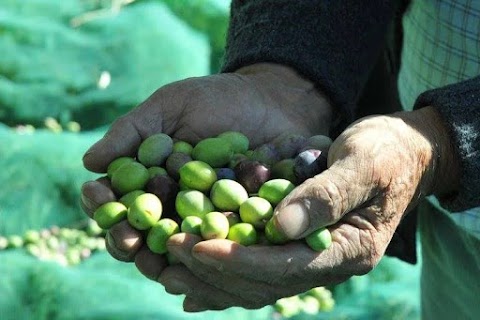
81,63,459,312
82,63,331,175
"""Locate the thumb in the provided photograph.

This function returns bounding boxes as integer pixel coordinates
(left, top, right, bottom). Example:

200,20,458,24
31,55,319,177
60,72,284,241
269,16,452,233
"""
82,99,164,173
273,159,376,239
83,116,143,173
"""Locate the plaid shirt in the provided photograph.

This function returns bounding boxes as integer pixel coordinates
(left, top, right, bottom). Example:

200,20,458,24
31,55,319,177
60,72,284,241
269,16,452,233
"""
398,0,480,238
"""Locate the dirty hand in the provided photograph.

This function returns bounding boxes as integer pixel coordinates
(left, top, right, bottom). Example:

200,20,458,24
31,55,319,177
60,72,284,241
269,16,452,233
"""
159,106,459,311
80,62,332,290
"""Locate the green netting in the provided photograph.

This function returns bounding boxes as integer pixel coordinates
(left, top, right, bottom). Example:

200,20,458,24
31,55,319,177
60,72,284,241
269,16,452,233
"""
157,0,230,72
0,251,420,320
0,0,210,129
0,250,273,320
0,126,101,235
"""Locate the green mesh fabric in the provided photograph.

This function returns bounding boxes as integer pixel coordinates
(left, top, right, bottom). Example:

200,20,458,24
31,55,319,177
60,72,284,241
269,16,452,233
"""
0,0,210,130
0,126,100,235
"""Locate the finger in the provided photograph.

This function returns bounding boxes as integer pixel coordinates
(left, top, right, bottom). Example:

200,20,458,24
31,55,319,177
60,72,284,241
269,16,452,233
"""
105,220,143,262
82,91,168,173
83,116,143,173
166,233,204,266
105,233,135,262
107,220,143,256
183,298,208,313
167,234,302,302
80,178,116,217
274,159,378,239
330,206,399,275
134,246,169,281
159,265,262,311
188,237,349,286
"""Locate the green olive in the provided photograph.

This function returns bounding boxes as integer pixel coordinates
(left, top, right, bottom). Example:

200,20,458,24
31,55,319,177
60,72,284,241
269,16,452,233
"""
200,211,230,240
210,179,248,211
239,197,273,229
107,157,135,178
227,223,257,246
93,202,128,229
110,161,149,195
147,218,180,254
127,193,163,230
180,216,203,235
178,160,217,192
305,227,332,251
137,133,173,167
175,190,214,220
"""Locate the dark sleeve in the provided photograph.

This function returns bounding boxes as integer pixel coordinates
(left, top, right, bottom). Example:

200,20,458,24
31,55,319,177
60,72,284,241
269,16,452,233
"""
222,0,396,134
414,76,480,212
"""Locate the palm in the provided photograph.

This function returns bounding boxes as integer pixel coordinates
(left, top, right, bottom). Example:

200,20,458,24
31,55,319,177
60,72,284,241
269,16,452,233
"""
133,73,328,146
84,69,331,173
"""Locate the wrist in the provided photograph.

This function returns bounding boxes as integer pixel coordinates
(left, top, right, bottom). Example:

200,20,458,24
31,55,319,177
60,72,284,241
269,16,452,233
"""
399,106,461,198
235,63,317,90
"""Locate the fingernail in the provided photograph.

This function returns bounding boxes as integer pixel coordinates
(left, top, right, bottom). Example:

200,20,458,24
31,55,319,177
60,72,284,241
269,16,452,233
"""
275,202,310,239
82,150,92,162
80,194,95,212
166,245,187,262
184,300,207,313
162,278,191,295
194,252,220,269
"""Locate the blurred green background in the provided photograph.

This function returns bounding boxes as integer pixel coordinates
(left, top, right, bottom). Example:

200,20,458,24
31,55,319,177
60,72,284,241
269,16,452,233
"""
0,1,421,319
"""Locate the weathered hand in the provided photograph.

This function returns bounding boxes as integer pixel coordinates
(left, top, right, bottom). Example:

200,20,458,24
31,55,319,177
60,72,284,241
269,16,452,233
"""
82,63,331,174
80,63,332,277
158,106,460,311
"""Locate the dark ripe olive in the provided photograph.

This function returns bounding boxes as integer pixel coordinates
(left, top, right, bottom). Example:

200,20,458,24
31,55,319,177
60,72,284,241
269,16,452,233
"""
234,160,271,194
145,175,179,214
293,149,328,183
165,152,192,181
214,167,236,180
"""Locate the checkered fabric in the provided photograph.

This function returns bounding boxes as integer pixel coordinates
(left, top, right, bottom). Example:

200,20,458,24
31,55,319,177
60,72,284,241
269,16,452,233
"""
398,0,480,238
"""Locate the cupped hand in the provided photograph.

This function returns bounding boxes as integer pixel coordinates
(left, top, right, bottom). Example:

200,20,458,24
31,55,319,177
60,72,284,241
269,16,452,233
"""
158,106,460,312
82,63,331,174
80,63,332,278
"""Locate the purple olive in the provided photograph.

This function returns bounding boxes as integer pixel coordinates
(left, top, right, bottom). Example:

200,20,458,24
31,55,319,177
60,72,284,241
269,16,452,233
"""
215,167,236,180
293,149,328,183
234,160,271,194
165,152,192,181
145,175,179,215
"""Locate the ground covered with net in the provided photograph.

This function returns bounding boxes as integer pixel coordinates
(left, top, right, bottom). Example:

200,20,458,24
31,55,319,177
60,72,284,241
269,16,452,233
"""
0,1,421,319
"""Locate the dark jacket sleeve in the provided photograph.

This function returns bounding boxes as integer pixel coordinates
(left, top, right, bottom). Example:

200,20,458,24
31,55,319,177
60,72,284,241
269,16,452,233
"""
222,0,396,135
414,76,480,212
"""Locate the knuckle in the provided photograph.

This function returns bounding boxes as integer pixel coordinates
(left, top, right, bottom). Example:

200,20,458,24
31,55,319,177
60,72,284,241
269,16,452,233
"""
356,232,382,275
111,115,131,130
355,258,377,276
305,175,347,224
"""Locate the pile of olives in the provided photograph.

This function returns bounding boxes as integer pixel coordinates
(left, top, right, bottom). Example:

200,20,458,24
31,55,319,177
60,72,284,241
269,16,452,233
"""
274,287,335,318
92,131,333,260
0,220,106,266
